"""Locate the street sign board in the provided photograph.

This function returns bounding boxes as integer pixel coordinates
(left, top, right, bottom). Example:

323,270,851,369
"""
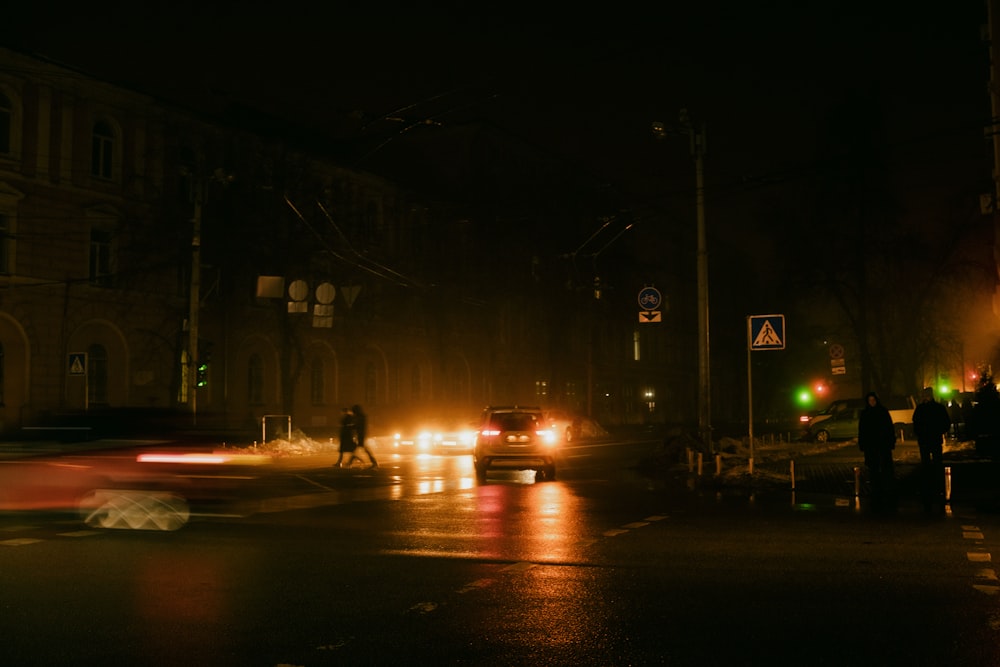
749,314,785,350
68,353,87,376
637,287,662,311
639,311,662,323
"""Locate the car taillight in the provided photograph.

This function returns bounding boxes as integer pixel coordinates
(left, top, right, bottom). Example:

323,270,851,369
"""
481,429,501,436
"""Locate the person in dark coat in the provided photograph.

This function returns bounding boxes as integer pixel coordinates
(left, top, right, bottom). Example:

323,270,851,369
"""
857,391,897,512
912,386,952,513
352,404,378,469
335,408,359,468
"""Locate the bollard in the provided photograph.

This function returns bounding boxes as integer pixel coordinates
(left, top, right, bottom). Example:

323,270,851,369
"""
696,452,704,476
715,453,722,476
945,466,952,502
748,457,754,475
790,459,796,490
687,448,694,473
853,466,861,497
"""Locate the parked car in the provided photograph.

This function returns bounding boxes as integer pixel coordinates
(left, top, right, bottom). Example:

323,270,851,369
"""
808,407,862,443
541,410,608,442
473,406,558,481
807,398,864,431
883,395,917,435
807,395,915,439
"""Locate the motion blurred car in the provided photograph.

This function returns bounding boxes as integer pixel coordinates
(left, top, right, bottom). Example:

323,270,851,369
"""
473,405,558,481
0,446,271,530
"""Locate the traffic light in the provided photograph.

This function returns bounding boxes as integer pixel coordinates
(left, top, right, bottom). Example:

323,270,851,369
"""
196,360,208,387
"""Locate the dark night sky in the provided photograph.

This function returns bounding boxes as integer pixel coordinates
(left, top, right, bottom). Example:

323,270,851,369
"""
4,1,997,394
2,1,992,301
2,1,988,194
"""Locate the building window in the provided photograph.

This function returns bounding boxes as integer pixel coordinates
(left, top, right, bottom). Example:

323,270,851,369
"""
91,120,114,179
535,380,548,398
310,357,325,405
248,354,263,405
89,228,113,287
88,344,109,406
0,91,10,156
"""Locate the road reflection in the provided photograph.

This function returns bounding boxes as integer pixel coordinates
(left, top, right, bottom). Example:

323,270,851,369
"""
474,480,586,562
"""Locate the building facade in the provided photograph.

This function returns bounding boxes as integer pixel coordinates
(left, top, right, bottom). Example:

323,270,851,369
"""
0,47,695,440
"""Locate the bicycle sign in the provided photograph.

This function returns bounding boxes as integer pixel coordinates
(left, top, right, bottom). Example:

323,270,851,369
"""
637,287,662,311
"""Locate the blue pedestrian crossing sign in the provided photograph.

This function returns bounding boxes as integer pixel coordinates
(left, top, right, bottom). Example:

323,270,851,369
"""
749,314,785,351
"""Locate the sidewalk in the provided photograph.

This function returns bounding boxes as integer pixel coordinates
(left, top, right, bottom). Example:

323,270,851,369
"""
655,435,1000,512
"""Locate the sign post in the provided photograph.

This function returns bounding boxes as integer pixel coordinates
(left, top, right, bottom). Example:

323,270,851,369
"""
637,286,662,322
68,353,88,412
746,315,786,469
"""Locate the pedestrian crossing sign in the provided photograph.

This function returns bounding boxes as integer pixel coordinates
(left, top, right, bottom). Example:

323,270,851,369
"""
749,314,785,351
68,353,87,375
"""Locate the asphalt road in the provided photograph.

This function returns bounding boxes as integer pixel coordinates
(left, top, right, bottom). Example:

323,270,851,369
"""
1,437,999,666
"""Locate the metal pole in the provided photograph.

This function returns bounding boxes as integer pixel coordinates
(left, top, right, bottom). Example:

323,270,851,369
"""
690,122,711,450
746,316,754,465
188,190,202,426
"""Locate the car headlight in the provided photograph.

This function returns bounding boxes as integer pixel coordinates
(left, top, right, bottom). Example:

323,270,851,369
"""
416,431,433,451
537,428,557,445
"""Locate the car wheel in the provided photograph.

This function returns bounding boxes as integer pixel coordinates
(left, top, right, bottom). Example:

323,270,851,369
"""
474,458,488,481
80,489,190,531
815,430,830,443
537,465,556,481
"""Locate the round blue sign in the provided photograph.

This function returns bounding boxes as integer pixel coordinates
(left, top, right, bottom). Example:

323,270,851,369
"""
638,287,662,311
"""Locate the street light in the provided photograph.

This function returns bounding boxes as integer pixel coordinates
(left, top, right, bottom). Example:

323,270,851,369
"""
653,110,711,449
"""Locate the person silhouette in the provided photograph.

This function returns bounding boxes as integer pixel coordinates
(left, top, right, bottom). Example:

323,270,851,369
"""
334,408,359,468
858,391,897,513
352,404,379,469
912,387,951,513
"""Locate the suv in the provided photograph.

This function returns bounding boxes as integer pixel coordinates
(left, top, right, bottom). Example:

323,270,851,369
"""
473,406,558,481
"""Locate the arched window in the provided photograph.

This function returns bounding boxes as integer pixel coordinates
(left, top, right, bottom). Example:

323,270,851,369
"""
87,344,109,406
248,354,263,405
310,357,325,405
91,120,115,179
0,91,10,156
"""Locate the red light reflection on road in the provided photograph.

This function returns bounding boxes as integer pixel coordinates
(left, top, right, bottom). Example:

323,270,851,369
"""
474,481,585,562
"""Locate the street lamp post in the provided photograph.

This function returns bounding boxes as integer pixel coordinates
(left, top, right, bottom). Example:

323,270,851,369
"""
653,110,711,449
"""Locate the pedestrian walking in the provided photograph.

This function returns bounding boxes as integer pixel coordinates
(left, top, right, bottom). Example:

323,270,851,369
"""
352,404,379,469
334,407,360,468
912,387,951,513
858,391,897,512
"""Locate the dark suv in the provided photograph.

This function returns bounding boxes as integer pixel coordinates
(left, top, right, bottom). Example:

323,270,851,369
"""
473,406,558,481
